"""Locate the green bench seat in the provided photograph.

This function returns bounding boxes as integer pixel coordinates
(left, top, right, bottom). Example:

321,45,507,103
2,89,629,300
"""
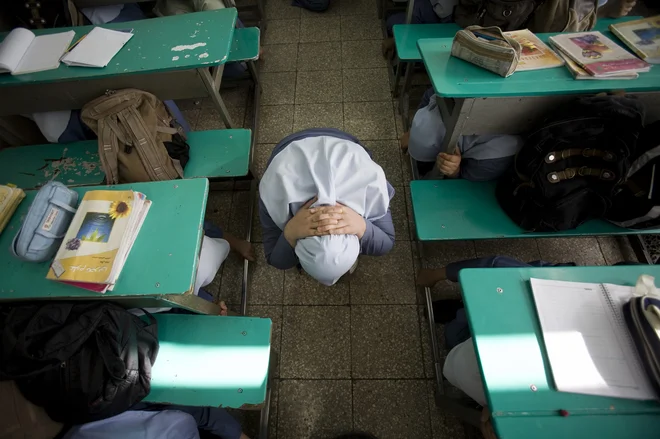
392,23,460,61
0,129,252,189
227,27,260,63
145,314,272,408
411,179,660,241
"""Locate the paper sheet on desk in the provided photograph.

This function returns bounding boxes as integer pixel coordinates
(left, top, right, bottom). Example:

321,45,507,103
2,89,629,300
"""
61,27,133,68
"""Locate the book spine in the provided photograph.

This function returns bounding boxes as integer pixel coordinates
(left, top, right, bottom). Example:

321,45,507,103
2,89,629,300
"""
610,25,648,61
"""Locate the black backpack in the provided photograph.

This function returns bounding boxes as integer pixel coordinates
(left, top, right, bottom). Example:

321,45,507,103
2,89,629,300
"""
0,302,158,424
607,121,660,229
496,95,645,232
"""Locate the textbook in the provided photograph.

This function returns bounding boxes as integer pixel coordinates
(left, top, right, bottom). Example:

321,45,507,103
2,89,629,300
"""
549,31,651,77
61,27,133,68
556,49,638,80
504,29,564,71
0,28,74,75
47,190,151,293
531,278,655,400
610,15,660,64
0,185,25,235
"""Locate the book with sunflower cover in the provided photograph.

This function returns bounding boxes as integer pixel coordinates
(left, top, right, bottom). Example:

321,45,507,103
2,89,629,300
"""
47,189,150,292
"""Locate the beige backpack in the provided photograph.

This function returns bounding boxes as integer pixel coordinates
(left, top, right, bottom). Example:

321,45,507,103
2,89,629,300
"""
81,89,185,184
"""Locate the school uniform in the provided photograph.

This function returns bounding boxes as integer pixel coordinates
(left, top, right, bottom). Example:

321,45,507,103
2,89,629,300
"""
409,88,524,181
259,128,395,285
386,0,458,35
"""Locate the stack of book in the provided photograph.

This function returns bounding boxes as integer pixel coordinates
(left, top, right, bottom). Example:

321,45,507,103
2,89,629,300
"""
47,190,151,293
504,29,565,71
0,185,25,235
549,31,651,80
610,15,660,65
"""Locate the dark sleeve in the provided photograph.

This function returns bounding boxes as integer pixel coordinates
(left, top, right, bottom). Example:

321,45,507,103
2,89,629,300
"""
360,183,396,256
259,198,299,270
459,156,515,182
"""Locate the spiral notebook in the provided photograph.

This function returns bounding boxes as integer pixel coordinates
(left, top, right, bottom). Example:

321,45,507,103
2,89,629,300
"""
530,278,655,400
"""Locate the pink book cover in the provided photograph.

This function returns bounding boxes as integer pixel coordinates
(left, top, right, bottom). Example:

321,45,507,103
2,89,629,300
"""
60,280,108,293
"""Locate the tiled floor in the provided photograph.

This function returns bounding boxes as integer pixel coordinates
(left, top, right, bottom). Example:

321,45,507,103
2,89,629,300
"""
189,1,636,437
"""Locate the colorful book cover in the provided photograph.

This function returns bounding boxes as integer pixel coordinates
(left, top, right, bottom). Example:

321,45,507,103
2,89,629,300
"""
47,190,135,284
610,15,660,64
556,47,638,80
504,29,564,71
549,31,651,77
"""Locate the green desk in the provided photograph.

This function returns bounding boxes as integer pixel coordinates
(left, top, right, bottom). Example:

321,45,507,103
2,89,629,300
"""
0,178,222,314
0,129,253,189
146,314,272,409
0,10,240,128
456,266,660,438
416,17,660,153
411,180,660,241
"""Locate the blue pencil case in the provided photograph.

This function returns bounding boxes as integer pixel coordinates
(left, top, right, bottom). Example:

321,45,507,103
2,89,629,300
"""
11,182,78,263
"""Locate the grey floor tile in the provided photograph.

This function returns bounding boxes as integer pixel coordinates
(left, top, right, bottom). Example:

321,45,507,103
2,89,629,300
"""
598,236,634,265
300,0,341,15
295,70,343,104
252,190,264,243
537,237,606,265
423,241,477,300
300,15,341,42
343,101,397,140
352,305,424,378
293,103,344,131
262,72,297,105
249,305,283,378
390,189,410,242
260,43,299,72
364,140,404,186
205,191,233,225
340,14,382,40
249,244,285,305
176,98,200,110
258,105,294,143
220,85,252,108
427,381,467,439
283,268,350,305
280,306,351,378
350,243,416,304
419,306,447,378
340,0,378,16
297,41,342,71
405,186,416,241
226,190,251,239
474,239,541,262
218,254,244,306
180,108,199,130
342,68,391,102
353,380,431,439
229,379,279,439
278,380,352,439
197,107,246,130
401,150,414,185
253,144,276,180
342,40,387,69
263,19,301,45
266,0,302,19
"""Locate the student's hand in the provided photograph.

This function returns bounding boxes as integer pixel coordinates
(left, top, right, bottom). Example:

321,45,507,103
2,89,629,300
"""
436,147,461,178
317,203,367,239
283,197,343,247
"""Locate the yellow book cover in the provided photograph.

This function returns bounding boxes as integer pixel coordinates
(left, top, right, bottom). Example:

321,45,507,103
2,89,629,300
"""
504,29,564,71
610,16,660,64
0,185,25,234
47,190,135,284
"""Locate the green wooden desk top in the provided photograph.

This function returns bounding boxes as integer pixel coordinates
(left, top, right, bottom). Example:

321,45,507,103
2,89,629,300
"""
393,23,461,61
459,266,660,438
417,17,660,98
146,314,272,408
410,180,658,241
0,129,252,189
0,9,237,87
0,178,208,300
227,27,260,63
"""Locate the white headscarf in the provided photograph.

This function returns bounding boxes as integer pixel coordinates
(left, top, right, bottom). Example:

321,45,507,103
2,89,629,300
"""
260,135,390,285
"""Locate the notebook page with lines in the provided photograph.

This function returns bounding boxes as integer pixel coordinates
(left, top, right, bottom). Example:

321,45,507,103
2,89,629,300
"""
530,278,654,400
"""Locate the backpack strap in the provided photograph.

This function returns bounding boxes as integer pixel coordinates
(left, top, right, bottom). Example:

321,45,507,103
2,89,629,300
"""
545,148,618,164
97,118,121,185
547,167,617,183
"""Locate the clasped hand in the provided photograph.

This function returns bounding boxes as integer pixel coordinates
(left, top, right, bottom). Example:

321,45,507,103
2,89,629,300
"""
283,197,367,247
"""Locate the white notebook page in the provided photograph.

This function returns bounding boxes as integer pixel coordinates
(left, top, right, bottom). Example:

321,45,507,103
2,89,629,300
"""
61,27,132,68
530,278,654,400
14,30,75,75
0,28,35,73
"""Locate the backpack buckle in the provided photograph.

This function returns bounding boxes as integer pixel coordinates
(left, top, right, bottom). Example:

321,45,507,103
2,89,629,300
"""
545,152,557,163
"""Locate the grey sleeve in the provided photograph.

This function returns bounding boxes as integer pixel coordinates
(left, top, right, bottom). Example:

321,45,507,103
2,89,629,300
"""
359,183,396,256
459,156,515,182
259,199,299,270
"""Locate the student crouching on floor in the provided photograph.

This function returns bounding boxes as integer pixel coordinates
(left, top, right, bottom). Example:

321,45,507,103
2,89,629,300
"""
259,129,395,286
401,88,524,180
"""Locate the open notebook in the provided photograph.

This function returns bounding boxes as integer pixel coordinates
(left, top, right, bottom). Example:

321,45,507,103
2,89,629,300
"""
0,28,74,75
531,278,655,400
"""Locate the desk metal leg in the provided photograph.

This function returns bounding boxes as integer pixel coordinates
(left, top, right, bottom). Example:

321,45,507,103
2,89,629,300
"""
392,59,403,97
629,235,654,264
199,67,235,129
399,61,415,131
259,380,272,439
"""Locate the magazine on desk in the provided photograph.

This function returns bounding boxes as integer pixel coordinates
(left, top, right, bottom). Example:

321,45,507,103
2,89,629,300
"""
47,190,150,293
504,29,564,71
0,27,74,75
610,15,660,64
549,31,651,77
